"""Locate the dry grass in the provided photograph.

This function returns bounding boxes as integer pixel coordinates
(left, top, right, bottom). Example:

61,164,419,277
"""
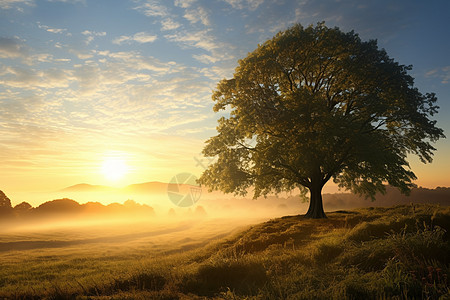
0,204,449,299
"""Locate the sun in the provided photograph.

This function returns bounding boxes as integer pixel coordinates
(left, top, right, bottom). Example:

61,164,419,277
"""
101,157,129,182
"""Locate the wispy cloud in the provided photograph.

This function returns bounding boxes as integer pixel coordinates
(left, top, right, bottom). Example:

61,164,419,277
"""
0,50,212,146
37,22,71,35
174,0,196,8
102,50,170,73
183,6,211,27
164,30,217,52
161,18,181,31
48,0,86,3
134,0,169,17
0,0,84,11
164,30,235,65
113,32,157,45
223,0,264,10
68,48,93,60
82,30,106,44
0,0,33,10
199,65,235,81
192,53,219,64
0,37,71,65
134,0,184,34
0,65,73,89
425,66,450,84
31,53,53,63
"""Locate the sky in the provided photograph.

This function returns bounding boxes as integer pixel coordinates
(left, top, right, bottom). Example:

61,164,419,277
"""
0,0,449,202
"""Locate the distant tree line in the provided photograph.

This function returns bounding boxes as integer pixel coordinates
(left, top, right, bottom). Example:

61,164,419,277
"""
0,190,210,225
0,190,155,222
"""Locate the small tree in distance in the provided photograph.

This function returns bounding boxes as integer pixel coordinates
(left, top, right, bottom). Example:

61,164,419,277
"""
199,23,444,218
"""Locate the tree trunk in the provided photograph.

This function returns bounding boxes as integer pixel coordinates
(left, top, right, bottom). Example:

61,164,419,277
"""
304,182,327,219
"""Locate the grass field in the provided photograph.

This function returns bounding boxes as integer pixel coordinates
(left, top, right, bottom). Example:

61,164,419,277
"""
0,204,449,299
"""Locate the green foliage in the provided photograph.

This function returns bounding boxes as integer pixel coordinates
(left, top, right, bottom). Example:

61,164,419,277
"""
199,22,444,218
380,258,413,297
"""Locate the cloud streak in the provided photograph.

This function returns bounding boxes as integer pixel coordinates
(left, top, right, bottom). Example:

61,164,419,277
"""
113,32,157,45
223,0,264,10
82,30,106,44
183,6,211,26
426,66,450,84
161,18,181,31
134,0,169,17
37,22,71,35
0,0,33,9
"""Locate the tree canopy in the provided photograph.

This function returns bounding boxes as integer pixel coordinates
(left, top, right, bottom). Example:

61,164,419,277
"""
199,23,445,218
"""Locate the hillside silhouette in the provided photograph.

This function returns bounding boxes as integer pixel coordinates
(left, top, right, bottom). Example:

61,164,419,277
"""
0,192,156,225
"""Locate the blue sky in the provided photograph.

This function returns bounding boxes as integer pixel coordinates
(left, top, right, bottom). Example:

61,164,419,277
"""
0,0,449,196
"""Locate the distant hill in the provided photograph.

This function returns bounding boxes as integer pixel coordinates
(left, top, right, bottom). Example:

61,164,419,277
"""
60,183,119,192
61,181,170,194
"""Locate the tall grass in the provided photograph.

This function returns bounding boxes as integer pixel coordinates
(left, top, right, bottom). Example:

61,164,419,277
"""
0,204,449,299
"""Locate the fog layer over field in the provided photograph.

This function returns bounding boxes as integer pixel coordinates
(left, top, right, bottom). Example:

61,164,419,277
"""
2,183,450,231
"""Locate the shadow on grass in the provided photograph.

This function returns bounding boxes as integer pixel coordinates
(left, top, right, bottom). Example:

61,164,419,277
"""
182,260,267,296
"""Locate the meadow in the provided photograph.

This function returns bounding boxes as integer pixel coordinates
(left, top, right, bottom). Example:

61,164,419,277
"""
0,203,449,299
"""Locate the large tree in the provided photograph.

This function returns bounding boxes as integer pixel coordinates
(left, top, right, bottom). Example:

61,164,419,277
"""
199,23,444,218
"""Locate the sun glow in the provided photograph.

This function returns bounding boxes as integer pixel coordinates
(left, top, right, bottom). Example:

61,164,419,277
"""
101,157,129,182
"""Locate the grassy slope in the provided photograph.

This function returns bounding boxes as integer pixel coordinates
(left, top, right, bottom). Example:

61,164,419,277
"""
1,204,449,299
